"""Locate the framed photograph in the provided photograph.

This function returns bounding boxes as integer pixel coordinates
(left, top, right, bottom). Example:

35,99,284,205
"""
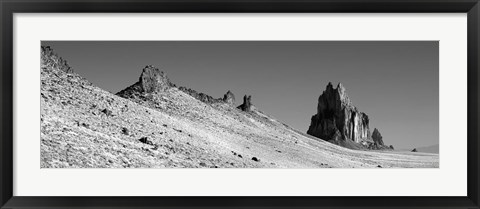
1,0,479,208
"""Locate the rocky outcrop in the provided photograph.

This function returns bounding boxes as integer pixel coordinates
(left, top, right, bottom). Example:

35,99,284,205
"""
139,65,172,93
307,82,370,145
371,128,384,146
116,66,237,106
178,86,223,104
238,95,252,112
41,46,73,73
223,90,235,105
116,65,172,97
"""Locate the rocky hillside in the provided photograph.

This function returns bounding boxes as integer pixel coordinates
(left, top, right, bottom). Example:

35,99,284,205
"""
40,46,438,168
307,83,393,150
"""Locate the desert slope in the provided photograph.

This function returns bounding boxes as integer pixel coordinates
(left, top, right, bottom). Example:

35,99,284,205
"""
40,49,439,168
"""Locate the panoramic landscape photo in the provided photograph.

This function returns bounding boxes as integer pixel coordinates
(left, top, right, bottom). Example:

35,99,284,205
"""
40,41,439,168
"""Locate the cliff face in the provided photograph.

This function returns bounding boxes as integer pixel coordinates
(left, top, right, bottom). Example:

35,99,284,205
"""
307,83,371,146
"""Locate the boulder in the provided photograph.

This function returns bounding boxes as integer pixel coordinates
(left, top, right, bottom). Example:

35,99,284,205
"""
307,82,371,144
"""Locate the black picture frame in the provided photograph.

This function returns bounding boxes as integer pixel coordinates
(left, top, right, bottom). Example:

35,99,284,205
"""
1,0,479,208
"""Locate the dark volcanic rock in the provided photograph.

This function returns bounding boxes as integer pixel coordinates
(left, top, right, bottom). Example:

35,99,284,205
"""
223,90,236,105
139,65,172,93
237,95,252,112
411,148,418,152
371,128,384,146
116,65,230,106
139,137,153,146
41,46,73,73
101,108,113,117
307,82,371,145
116,65,172,97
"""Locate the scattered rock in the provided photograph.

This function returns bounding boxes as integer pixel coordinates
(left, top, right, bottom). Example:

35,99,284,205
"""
101,108,113,116
377,165,382,168
412,148,418,152
121,127,129,135
389,145,394,150
139,137,153,145
252,157,260,162
199,162,207,167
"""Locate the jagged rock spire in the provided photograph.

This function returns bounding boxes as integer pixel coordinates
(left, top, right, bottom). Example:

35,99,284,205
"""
116,65,172,97
139,65,172,93
237,95,252,112
307,82,370,145
371,128,384,145
223,90,235,105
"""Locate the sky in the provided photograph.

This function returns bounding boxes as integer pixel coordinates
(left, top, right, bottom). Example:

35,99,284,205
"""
41,41,439,149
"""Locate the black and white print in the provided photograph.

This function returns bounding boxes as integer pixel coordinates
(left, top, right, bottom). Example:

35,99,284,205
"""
41,41,439,168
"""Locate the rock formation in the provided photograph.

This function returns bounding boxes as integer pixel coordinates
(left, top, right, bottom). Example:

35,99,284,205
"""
371,128,384,146
116,65,172,97
117,65,232,105
139,65,172,93
238,95,252,112
178,86,223,104
41,46,73,73
223,90,235,105
307,82,370,144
